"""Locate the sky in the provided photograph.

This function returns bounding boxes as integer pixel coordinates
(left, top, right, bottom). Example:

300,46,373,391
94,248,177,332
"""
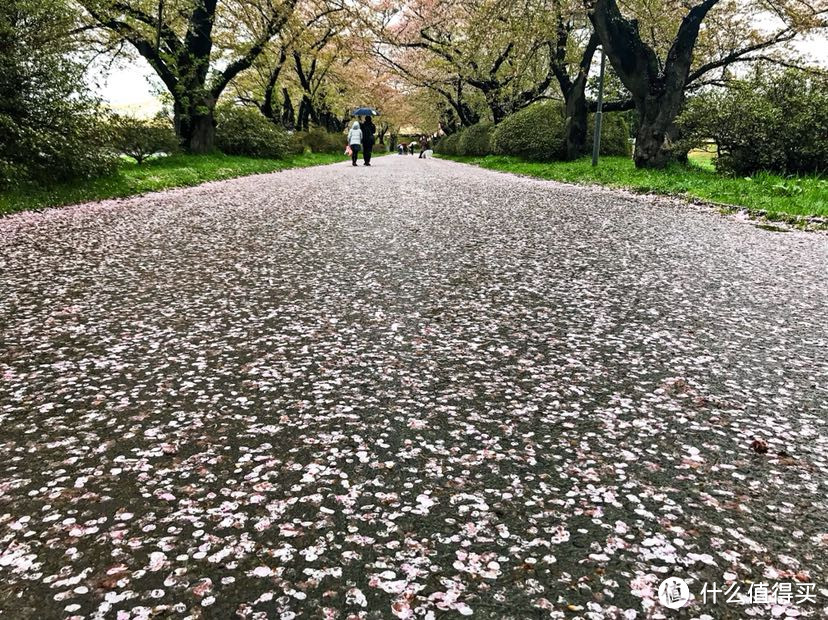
98,60,163,117
94,32,828,116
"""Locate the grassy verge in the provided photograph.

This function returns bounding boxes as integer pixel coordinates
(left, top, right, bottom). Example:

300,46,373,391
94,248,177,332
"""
438,154,828,220
0,151,346,216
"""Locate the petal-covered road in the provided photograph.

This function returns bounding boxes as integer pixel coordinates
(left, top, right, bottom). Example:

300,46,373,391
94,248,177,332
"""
1,156,827,619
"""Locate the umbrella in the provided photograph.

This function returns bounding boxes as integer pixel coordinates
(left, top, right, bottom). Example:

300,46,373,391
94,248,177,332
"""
352,107,379,116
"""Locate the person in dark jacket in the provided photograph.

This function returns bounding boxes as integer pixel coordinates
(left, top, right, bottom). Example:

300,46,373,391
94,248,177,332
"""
360,116,376,166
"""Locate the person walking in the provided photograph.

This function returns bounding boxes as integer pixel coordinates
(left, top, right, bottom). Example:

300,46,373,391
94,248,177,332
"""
361,116,376,166
347,119,362,166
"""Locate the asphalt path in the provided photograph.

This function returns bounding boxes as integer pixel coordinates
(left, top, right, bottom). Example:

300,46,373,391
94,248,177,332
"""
1,155,827,619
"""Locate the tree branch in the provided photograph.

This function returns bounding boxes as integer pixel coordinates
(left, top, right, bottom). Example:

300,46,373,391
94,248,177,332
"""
664,0,722,88
110,1,182,55
78,3,178,92
210,0,298,98
686,28,798,85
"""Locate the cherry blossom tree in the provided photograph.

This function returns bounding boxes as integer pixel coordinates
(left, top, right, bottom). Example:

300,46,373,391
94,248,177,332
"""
77,0,299,152
585,0,828,167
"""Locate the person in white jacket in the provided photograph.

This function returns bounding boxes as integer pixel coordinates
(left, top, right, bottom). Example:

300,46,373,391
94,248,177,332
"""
347,119,362,166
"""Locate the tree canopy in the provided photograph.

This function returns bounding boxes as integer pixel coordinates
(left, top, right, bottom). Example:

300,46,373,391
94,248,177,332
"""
3,0,826,172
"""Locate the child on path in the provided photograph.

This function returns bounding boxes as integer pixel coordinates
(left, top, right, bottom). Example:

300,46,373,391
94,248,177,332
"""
348,119,362,166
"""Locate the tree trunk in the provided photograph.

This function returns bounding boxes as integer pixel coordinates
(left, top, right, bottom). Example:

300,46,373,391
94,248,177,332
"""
281,89,295,130
563,79,589,160
297,97,312,131
587,0,720,169
174,98,216,154
486,94,508,124
317,106,343,133
632,91,684,168
187,113,216,154
555,28,599,161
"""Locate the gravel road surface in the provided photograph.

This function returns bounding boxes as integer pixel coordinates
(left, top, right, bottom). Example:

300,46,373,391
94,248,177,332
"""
1,155,827,619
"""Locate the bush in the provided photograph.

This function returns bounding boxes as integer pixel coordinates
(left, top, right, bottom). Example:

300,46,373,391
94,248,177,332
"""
215,105,288,158
286,132,306,155
0,0,116,189
588,113,632,157
108,115,179,163
434,131,462,156
457,122,493,156
492,102,566,161
289,127,345,155
677,69,828,176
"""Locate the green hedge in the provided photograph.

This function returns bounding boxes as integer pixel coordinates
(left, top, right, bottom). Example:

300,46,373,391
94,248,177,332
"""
107,115,179,164
457,123,493,156
216,106,288,158
678,69,828,175
289,127,345,155
434,132,462,156
492,102,567,161
490,103,630,161
588,112,632,157
435,108,630,161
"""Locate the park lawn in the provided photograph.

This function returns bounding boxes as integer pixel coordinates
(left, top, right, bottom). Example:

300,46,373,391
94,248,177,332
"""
439,154,828,220
0,151,346,216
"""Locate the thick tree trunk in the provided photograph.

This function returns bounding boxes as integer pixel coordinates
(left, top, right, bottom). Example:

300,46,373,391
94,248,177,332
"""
633,124,671,168
174,98,216,154
486,94,508,124
632,91,684,168
563,80,589,160
186,113,216,154
587,0,720,168
297,97,312,131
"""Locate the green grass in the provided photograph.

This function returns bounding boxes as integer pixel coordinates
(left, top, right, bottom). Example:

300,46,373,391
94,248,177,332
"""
0,152,345,216
439,154,828,220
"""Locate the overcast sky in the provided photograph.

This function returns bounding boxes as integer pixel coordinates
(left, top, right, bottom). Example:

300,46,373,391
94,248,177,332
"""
94,33,828,116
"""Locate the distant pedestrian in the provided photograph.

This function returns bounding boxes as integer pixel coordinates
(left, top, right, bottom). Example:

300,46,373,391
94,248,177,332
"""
360,116,375,166
418,135,429,159
398,144,404,155
347,119,362,167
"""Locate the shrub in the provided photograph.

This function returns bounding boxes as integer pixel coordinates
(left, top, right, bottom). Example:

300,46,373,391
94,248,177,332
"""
457,122,493,156
435,131,462,156
289,127,345,154
588,112,632,157
108,115,179,163
677,69,828,176
286,132,307,155
215,105,288,158
492,102,566,161
315,128,347,153
0,0,116,189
